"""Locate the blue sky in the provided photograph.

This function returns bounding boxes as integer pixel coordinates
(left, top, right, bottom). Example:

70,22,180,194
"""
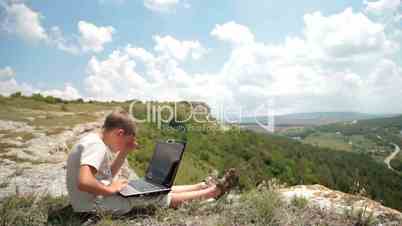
0,0,401,115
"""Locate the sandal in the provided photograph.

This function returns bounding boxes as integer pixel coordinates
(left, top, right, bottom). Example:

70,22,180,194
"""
215,168,239,200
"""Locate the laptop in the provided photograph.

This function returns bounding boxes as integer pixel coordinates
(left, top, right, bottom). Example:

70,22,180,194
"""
119,139,186,197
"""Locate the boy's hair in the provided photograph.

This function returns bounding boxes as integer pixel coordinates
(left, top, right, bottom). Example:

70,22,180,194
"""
102,108,136,136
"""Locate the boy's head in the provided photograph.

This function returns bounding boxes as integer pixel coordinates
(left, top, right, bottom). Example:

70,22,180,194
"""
102,108,137,153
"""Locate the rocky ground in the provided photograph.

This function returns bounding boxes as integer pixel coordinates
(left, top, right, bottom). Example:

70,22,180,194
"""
279,184,402,225
0,112,137,201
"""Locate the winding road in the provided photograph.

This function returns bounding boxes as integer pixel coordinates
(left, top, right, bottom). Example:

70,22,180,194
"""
384,143,400,171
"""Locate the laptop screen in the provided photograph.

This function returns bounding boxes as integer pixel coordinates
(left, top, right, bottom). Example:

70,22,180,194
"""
145,141,185,187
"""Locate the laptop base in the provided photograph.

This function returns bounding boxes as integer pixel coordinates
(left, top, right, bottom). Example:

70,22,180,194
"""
119,179,171,197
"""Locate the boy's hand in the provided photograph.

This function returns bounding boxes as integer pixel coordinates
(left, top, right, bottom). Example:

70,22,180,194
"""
123,140,138,154
108,179,128,194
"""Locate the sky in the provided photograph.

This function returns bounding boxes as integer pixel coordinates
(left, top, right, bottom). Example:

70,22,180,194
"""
0,0,401,117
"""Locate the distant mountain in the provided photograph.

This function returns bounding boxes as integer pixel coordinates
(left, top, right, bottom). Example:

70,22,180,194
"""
236,112,399,126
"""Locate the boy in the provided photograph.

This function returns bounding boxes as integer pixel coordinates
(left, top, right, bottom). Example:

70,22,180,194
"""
66,109,237,215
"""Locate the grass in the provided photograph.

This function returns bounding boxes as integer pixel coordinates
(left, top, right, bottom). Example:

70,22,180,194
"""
304,132,353,151
0,182,389,226
0,113,397,224
0,96,115,130
0,195,48,226
342,205,378,226
290,195,309,209
232,186,284,225
31,113,96,129
0,106,42,123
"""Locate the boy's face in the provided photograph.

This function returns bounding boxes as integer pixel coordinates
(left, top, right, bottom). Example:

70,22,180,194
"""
109,128,137,153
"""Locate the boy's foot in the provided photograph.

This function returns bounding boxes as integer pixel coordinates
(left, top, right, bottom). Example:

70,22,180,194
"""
201,169,219,189
214,168,239,200
201,175,219,189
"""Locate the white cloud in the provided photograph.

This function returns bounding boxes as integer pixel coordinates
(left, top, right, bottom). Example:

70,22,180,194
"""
41,84,82,100
0,66,38,96
84,51,148,101
83,36,228,104
0,79,82,100
0,66,15,81
1,2,48,42
48,26,80,54
78,21,115,53
125,45,156,62
0,78,38,96
144,0,179,13
2,4,402,115
153,35,207,61
211,21,255,46
1,2,114,54
185,8,402,114
82,8,402,115
364,0,401,14
215,7,401,114
302,8,397,61
0,66,82,100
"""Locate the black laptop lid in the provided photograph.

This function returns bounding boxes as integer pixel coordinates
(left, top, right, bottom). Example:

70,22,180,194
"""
145,140,186,187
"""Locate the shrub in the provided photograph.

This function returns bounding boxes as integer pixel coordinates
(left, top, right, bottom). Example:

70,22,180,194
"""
0,195,47,226
10,92,22,98
343,205,378,226
60,104,69,112
216,186,284,225
290,195,308,209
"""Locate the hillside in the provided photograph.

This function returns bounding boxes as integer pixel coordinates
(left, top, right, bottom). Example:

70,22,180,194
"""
1,94,402,225
237,112,393,126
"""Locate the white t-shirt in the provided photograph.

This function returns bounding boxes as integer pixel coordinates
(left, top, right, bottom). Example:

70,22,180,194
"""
66,132,113,212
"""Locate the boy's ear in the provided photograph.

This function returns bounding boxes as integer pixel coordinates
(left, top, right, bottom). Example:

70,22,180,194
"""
116,128,125,136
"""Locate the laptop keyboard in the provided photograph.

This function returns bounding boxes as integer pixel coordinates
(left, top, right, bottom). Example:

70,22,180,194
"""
129,180,163,192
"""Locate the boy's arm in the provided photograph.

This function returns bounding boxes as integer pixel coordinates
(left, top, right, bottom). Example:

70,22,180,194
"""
78,165,127,196
110,140,137,178
110,150,129,178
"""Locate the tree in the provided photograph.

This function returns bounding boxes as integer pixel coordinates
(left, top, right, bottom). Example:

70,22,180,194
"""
10,92,22,98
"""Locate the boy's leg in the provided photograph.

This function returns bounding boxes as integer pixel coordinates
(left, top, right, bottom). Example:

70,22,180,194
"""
94,185,220,212
169,185,220,208
171,182,208,193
